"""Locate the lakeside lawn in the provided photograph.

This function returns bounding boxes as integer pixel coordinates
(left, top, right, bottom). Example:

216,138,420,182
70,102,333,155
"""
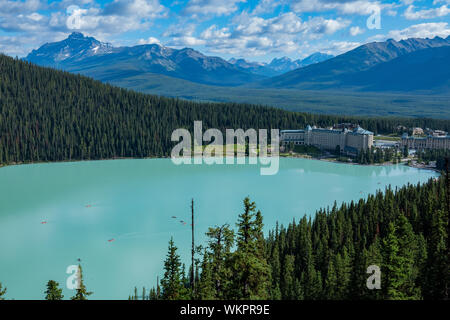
374,135,401,141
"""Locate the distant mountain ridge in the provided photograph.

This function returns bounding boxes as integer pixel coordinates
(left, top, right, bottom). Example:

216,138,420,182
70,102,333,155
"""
26,32,334,85
26,32,114,65
257,36,450,92
25,33,450,94
228,52,334,76
342,45,450,92
26,32,265,86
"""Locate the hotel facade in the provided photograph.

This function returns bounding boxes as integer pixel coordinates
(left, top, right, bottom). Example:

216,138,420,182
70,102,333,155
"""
280,125,374,155
400,134,450,150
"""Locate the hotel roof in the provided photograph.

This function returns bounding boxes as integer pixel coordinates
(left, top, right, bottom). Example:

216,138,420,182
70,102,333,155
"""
280,130,305,133
351,126,374,135
281,125,374,135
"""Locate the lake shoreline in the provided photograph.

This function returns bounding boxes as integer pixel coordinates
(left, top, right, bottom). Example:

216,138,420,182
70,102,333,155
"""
0,154,441,174
280,153,443,173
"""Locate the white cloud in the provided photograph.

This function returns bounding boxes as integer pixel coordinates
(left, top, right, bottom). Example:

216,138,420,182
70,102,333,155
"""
65,0,167,35
201,25,231,39
163,23,197,38
138,37,161,45
170,36,206,46
179,12,351,56
103,0,167,19
296,39,361,56
433,0,450,5
291,0,385,15
1,0,167,36
27,12,44,21
349,26,365,36
370,22,450,41
0,35,33,56
386,9,398,16
252,0,284,15
404,5,450,20
317,40,361,55
233,12,305,36
302,17,350,37
164,23,207,47
232,12,349,38
0,0,169,55
183,0,246,17
0,0,41,15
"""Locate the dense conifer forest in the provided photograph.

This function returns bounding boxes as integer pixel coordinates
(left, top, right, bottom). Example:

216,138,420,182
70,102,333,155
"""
141,176,449,300
1,54,450,165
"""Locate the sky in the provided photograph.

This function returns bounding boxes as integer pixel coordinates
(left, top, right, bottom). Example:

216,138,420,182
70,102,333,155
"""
0,0,449,61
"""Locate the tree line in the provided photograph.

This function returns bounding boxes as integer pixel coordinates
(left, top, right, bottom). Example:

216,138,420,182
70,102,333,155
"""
147,176,449,300
356,146,400,164
1,54,450,166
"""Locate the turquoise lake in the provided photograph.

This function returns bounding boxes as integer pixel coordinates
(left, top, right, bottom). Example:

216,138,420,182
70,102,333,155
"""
0,158,439,299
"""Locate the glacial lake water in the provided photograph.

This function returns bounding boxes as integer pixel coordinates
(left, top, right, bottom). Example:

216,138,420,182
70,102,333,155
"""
0,158,439,299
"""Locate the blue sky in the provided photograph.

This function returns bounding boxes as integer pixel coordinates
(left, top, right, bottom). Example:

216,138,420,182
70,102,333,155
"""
0,0,449,61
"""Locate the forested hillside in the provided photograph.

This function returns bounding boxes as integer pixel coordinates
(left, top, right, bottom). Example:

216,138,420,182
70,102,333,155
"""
148,177,449,300
1,54,450,165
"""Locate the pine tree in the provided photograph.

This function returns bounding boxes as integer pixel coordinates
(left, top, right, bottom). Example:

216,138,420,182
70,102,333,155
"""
45,280,64,300
324,259,338,299
382,222,402,299
423,209,448,299
269,243,282,300
282,255,297,299
0,282,6,300
230,197,271,299
160,238,187,300
71,264,93,300
197,250,216,300
149,287,157,300
334,248,351,299
205,224,234,299
301,255,322,300
395,213,422,299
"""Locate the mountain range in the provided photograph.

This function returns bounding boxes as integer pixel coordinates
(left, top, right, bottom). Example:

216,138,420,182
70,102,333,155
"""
26,32,332,86
26,32,261,86
26,32,450,94
228,53,334,77
26,32,335,86
257,36,450,92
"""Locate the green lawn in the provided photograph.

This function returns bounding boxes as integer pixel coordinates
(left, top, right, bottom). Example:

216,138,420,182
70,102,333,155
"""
374,136,401,141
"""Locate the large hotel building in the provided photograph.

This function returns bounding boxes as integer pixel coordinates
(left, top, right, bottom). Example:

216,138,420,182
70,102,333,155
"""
280,125,374,155
400,133,450,150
